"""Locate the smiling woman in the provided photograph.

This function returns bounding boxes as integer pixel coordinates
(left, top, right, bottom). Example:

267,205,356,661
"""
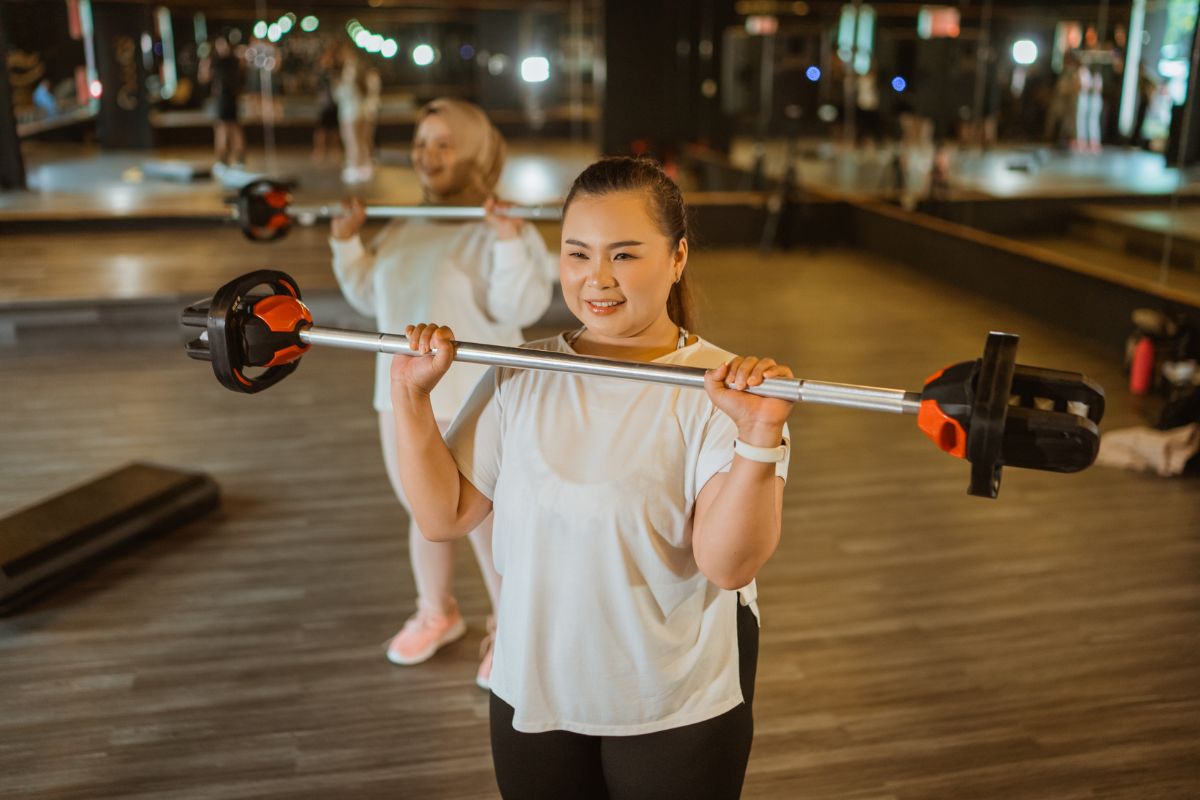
410,99,506,207
561,156,695,349
559,191,689,360
388,156,795,800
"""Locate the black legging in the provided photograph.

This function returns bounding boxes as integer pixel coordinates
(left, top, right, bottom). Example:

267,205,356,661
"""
489,602,759,800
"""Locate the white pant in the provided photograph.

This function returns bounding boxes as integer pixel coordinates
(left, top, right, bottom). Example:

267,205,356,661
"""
378,411,501,616
1075,92,1102,147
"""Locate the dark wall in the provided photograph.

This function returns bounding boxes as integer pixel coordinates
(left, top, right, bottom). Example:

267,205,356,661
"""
1165,29,1200,167
911,38,977,139
475,10,521,112
0,0,84,100
92,1,153,149
722,23,828,138
0,10,26,188
599,0,735,157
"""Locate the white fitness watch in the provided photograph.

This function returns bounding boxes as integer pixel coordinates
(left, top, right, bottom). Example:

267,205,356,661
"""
733,438,789,464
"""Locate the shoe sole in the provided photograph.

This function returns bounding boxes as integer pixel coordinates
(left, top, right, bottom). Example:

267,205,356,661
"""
386,617,467,666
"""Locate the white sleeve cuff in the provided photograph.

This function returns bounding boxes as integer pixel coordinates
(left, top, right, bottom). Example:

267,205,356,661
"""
329,234,367,263
491,237,528,274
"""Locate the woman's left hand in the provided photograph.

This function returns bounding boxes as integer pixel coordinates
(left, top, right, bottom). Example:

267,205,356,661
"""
484,196,523,241
704,357,795,444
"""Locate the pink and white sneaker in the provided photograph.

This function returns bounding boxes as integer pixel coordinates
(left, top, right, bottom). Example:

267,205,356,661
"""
385,607,466,666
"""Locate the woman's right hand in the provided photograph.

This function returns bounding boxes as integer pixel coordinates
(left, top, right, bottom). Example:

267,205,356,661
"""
331,197,366,240
484,196,522,241
390,323,456,400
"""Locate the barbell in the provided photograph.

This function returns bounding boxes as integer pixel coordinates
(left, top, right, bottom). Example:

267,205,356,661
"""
232,179,563,242
181,270,1105,498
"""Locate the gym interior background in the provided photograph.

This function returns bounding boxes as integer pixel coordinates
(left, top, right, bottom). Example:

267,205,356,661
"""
1,0,1198,797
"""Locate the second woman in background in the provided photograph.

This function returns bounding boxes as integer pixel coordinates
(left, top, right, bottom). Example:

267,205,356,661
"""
329,98,554,688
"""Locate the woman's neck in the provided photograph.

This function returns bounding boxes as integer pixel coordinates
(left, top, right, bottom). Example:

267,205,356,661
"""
571,315,684,362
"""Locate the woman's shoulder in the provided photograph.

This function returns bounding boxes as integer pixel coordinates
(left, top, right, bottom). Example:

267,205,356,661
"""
664,336,738,370
519,333,570,352
374,218,413,245
485,334,568,391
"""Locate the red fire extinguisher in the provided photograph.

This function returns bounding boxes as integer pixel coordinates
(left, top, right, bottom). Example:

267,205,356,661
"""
1129,336,1155,395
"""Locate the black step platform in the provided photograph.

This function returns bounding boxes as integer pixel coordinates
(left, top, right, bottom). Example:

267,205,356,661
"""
0,463,220,614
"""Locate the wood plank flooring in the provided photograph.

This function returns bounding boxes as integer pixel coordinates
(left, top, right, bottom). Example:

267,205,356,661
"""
0,222,567,307
1,246,1197,799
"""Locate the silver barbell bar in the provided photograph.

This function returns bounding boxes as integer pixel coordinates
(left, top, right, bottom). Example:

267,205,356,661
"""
289,203,563,226
298,327,923,415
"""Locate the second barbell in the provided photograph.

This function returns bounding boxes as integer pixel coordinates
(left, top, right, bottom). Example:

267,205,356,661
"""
233,178,563,243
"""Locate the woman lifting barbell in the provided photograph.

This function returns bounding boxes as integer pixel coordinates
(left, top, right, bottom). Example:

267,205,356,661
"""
391,156,791,799
330,97,555,688
182,153,1104,797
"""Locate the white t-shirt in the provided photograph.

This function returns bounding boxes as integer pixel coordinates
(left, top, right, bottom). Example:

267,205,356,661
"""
446,333,790,735
330,219,554,419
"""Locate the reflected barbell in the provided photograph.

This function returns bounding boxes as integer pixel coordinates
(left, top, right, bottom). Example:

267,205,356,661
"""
181,271,1106,498
232,179,563,242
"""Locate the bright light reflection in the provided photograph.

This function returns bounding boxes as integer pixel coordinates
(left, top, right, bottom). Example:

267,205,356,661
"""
413,44,435,66
1012,39,1038,65
501,158,558,203
520,56,550,83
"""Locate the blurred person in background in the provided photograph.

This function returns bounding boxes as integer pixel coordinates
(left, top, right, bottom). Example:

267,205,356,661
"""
33,78,58,117
312,45,342,164
198,33,246,169
336,49,380,183
1046,52,1080,147
855,64,883,151
1074,55,1103,153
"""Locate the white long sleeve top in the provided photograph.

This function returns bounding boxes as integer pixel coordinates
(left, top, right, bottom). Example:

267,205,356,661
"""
330,218,554,419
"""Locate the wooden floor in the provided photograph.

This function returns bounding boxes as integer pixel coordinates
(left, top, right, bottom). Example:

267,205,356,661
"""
1,246,1198,799
0,222,559,307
